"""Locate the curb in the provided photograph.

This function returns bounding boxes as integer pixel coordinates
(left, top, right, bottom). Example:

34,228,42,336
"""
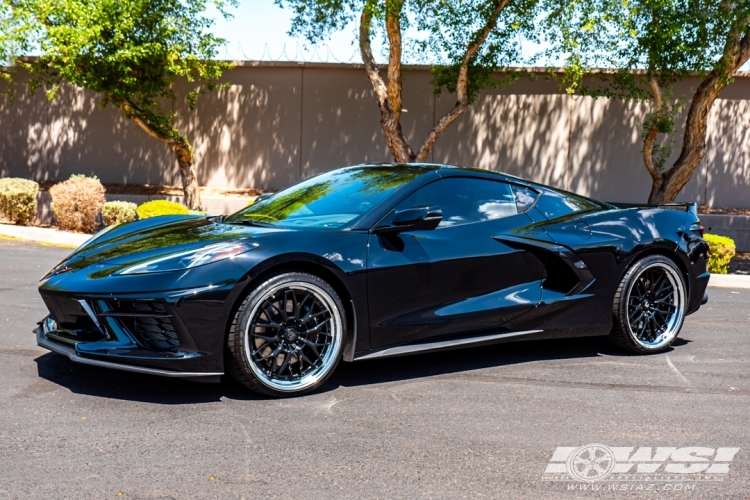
0,223,89,248
707,274,750,290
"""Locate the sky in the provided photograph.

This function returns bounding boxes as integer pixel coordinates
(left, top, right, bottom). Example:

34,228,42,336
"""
208,0,367,62
207,1,548,65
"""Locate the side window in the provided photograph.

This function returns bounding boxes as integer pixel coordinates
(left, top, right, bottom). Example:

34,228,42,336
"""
510,184,539,213
395,178,518,227
535,189,603,220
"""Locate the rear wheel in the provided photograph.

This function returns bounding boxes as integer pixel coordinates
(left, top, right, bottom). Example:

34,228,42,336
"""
226,272,345,397
611,255,686,354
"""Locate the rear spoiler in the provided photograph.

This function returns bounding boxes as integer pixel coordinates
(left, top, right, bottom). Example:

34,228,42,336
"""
607,201,698,217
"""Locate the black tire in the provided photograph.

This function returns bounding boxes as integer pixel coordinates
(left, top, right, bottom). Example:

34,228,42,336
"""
610,254,687,354
226,272,346,397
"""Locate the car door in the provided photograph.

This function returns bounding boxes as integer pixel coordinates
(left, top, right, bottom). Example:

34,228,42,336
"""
366,176,553,349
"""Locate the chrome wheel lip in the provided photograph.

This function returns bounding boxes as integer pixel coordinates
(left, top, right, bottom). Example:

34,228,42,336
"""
244,281,343,393
624,262,685,350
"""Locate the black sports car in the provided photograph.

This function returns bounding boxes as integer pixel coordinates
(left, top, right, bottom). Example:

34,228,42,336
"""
35,164,710,397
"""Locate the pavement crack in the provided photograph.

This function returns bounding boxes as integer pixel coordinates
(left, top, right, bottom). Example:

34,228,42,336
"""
0,348,42,357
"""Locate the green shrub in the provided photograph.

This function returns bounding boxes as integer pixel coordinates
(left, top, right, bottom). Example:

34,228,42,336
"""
0,178,39,226
102,201,137,227
50,174,105,233
704,233,736,274
136,200,189,219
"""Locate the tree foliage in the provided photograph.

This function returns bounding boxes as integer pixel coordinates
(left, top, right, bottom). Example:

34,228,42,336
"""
0,0,37,89
25,0,235,209
547,0,750,203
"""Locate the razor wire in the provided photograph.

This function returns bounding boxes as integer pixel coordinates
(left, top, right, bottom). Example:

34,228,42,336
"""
221,41,362,63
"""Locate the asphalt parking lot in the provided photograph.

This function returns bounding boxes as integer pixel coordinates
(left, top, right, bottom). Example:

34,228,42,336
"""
1,238,749,499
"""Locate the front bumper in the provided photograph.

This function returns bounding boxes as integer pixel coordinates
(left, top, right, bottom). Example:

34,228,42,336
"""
35,316,222,381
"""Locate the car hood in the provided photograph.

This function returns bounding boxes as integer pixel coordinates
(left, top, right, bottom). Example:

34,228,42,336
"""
48,216,279,276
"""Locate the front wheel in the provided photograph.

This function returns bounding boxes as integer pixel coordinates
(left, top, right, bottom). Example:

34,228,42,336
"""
610,255,687,354
226,272,346,397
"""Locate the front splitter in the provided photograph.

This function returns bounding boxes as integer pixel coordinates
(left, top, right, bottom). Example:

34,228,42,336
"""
34,324,223,382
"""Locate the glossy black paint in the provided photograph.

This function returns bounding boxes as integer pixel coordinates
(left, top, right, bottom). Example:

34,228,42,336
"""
36,164,710,377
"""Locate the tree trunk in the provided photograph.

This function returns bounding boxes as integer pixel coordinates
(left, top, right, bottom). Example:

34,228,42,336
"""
170,142,203,210
358,0,509,163
646,76,721,205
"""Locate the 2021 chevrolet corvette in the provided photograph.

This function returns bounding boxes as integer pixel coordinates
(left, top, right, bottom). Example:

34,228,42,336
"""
35,164,710,397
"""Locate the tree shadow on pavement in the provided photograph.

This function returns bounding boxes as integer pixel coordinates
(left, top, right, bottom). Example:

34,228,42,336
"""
34,335,685,404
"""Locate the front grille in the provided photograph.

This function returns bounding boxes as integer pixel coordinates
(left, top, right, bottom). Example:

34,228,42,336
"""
106,301,181,353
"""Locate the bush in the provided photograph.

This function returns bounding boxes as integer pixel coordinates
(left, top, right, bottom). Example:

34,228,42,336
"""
704,233,736,274
0,178,39,226
102,201,137,227
136,200,189,219
50,174,105,233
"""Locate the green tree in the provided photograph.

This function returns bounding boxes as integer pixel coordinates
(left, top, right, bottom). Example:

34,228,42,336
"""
27,0,235,210
0,0,37,90
278,0,543,163
550,0,750,204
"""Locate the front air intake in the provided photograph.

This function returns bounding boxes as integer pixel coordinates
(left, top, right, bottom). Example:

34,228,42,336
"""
104,301,181,353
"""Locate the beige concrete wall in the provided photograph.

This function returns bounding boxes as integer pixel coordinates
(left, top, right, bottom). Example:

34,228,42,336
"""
1,63,748,207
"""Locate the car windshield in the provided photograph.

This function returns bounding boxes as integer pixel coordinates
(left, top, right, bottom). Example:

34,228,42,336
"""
225,165,428,229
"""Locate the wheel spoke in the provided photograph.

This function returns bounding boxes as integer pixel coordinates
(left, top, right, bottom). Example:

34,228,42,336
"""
629,309,644,323
281,291,292,321
654,304,676,313
296,291,312,320
263,303,283,324
652,273,667,296
276,350,292,375
291,290,300,320
298,350,316,367
304,317,331,334
254,322,281,330
251,332,280,342
300,337,322,357
251,341,272,356
259,343,283,362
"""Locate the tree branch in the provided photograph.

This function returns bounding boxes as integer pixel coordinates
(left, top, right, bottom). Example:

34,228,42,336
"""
359,6,388,112
385,0,405,126
120,101,171,143
641,75,663,181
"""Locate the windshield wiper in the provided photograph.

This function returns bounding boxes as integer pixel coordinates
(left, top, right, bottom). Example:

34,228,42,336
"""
223,219,277,228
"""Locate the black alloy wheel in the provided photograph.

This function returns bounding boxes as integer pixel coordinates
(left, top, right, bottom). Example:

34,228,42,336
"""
611,255,687,354
227,272,345,397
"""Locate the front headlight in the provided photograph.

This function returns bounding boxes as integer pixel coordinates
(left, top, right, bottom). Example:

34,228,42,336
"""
117,241,257,275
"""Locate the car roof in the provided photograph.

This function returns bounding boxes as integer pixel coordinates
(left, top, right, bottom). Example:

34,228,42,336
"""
356,163,528,184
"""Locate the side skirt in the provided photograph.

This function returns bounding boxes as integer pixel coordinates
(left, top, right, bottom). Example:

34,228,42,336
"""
354,330,542,361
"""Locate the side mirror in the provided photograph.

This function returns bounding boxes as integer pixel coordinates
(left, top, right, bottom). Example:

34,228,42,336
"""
374,206,442,233
254,193,273,204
